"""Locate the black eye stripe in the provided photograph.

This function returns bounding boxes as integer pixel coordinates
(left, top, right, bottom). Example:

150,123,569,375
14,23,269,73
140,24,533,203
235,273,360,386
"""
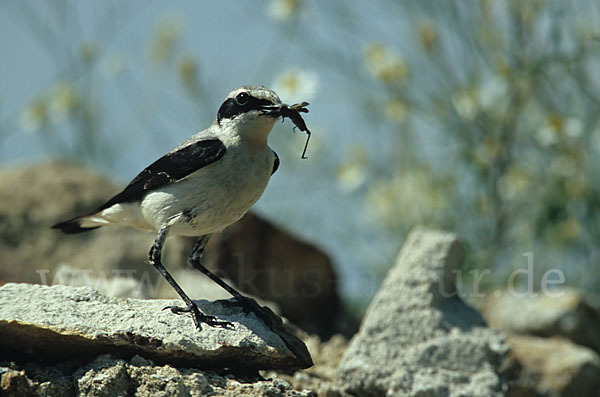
217,96,274,124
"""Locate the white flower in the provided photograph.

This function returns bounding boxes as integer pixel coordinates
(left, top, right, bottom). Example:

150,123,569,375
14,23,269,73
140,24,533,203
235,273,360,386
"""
497,166,530,201
337,163,368,193
336,146,369,193
536,116,562,147
48,83,78,123
453,74,509,121
364,43,408,84
536,124,558,146
452,89,478,121
272,68,319,103
564,117,583,138
267,0,301,22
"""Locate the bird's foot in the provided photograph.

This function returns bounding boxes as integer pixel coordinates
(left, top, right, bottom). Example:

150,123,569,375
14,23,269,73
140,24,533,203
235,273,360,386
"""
163,302,233,330
220,296,273,327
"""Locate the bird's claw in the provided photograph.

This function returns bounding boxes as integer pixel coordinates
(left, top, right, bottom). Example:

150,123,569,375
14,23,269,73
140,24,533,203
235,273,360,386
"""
162,304,233,330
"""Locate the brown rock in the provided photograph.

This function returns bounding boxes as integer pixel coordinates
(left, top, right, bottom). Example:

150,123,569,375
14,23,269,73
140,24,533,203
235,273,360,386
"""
507,334,600,397
480,288,600,354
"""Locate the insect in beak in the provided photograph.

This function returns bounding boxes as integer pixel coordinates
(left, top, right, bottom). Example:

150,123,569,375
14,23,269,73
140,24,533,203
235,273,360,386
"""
263,102,312,159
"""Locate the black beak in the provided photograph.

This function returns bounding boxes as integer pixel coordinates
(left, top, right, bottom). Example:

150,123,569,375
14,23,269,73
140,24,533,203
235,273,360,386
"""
261,102,309,118
260,104,283,117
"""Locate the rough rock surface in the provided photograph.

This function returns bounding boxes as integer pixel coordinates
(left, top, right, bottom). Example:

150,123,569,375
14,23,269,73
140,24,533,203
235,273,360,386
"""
480,288,600,354
1,354,315,397
507,334,600,397
335,228,509,397
0,283,312,371
0,161,341,338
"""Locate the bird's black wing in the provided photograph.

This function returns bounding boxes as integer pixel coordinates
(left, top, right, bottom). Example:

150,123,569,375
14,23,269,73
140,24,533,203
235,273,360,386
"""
98,138,226,210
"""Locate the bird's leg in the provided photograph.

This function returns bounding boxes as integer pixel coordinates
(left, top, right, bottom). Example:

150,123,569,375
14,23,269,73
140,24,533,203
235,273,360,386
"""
149,226,232,330
189,235,272,326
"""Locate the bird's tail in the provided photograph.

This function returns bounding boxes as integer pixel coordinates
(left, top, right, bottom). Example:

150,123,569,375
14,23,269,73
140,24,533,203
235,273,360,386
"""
52,213,107,234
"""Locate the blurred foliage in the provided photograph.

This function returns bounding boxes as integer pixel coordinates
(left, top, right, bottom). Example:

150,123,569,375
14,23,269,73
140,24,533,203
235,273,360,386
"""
300,0,600,290
265,0,600,293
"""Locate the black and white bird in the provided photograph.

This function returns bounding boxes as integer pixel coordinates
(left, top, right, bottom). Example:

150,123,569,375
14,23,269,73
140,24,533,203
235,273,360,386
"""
53,85,300,330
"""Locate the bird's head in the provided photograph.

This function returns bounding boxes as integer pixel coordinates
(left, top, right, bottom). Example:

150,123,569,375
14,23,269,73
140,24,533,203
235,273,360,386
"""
216,85,283,146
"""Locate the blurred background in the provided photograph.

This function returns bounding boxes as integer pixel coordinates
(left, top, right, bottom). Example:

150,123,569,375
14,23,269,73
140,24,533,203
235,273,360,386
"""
1,0,600,320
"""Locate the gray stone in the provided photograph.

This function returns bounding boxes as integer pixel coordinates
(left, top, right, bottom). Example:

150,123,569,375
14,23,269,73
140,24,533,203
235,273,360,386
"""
1,354,316,396
507,334,600,397
0,283,312,371
480,288,600,354
335,228,508,397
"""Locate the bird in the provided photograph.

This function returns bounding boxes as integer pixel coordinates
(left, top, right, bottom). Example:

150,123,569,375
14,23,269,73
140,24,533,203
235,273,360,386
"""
52,85,303,330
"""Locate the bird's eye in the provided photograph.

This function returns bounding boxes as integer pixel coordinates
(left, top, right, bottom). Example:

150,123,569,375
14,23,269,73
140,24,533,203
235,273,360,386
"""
235,92,249,105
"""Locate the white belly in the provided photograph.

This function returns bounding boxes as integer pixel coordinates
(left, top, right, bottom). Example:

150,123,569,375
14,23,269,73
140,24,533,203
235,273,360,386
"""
137,146,274,236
